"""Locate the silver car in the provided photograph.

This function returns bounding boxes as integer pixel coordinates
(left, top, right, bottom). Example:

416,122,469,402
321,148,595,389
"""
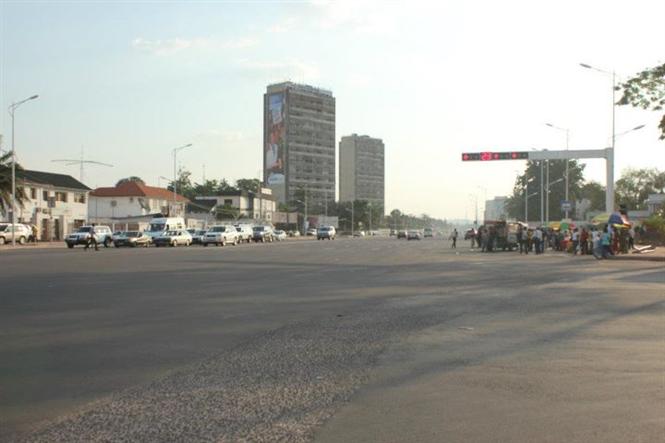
203,225,239,246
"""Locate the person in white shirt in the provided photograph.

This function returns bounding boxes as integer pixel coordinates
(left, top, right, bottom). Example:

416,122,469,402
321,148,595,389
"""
533,227,543,254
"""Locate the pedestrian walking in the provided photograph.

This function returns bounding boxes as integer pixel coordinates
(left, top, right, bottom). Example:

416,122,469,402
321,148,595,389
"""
571,228,579,255
525,229,532,254
580,228,589,255
533,227,542,254
601,226,612,258
517,226,524,254
481,227,489,252
628,226,635,250
84,229,99,251
451,229,458,248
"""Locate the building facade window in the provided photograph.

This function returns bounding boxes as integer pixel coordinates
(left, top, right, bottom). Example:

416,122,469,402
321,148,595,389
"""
43,190,49,201
55,192,68,202
31,188,37,200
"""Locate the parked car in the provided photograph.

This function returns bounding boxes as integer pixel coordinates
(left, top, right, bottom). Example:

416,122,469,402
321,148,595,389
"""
407,229,422,240
397,230,407,239
234,225,254,243
390,229,397,236
65,225,113,248
202,225,239,246
186,229,207,245
114,231,151,247
306,228,317,236
144,217,186,240
353,231,366,237
0,223,32,245
273,229,287,241
317,226,336,240
252,225,274,243
424,228,433,238
288,230,301,237
112,231,125,242
153,230,192,247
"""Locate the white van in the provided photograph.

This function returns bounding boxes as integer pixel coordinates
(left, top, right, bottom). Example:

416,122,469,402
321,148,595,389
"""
145,217,186,239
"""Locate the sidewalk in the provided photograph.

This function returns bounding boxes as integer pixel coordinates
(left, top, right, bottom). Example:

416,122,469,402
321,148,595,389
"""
609,246,665,263
0,241,65,252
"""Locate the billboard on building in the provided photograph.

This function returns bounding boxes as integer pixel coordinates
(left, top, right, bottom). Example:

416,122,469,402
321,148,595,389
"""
265,93,286,195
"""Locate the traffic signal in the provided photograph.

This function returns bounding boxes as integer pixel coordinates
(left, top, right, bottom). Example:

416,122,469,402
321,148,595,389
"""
461,151,529,161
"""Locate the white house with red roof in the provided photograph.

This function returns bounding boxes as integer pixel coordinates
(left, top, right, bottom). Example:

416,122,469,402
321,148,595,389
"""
89,181,188,224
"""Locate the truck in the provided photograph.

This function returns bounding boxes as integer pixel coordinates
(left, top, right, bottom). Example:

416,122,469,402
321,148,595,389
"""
482,220,526,251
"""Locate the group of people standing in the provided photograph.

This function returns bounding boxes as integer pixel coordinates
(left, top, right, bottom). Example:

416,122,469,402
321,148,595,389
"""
515,225,633,259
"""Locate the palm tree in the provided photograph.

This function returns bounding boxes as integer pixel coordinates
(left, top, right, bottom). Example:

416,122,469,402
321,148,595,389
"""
0,151,27,215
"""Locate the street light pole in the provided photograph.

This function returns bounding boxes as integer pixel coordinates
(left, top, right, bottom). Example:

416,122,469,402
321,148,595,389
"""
540,161,544,226
172,143,192,216
8,94,39,246
545,123,571,219
580,63,618,213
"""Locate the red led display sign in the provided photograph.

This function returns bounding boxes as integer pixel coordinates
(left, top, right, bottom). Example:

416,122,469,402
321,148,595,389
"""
461,152,529,161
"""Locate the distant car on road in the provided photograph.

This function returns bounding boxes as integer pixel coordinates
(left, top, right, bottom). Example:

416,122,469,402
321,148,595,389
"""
252,225,274,243
424,228,433,238
273,230,287,241
306,228,317,236
317,226,336,240
397,230,407,239
234,225,254,243
203,225,239,246
187,229,207,245
114,231,151,247
407,230,422,240
0,223,32,245
288,230,300,237
65,225,113,248
153,230,192,247
353,231,366,237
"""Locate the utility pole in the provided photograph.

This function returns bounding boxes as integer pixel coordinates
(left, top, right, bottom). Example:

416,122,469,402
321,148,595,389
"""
8,94,39,246
540,161,544,226
545,160,550,225
351,200,355,234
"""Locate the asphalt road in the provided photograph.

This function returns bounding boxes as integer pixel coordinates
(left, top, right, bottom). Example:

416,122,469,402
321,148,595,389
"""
1,238,663,442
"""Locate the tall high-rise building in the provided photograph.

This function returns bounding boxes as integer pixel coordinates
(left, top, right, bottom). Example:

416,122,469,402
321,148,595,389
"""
263,82,336,210
339,134,385,208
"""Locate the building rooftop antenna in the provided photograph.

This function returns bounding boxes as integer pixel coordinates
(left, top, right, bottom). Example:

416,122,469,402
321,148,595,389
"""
52,147,113,184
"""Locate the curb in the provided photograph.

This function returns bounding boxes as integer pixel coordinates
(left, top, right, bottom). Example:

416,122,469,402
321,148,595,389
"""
608,255,665,263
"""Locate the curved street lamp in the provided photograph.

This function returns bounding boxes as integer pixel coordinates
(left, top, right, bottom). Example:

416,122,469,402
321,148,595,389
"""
8,94,39,246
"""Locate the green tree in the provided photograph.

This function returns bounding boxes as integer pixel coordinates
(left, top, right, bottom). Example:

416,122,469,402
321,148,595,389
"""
167,168,194,200
615,168,665,210
192,179,220,196
579,181,605,212
216,179,237,195
505,160,586,221
115,176,145,187
236,178,261,193
0,151,27,214
617,63,665,140
214,203,240,220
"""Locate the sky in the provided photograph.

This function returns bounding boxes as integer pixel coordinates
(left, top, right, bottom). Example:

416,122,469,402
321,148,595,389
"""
1,0,664,220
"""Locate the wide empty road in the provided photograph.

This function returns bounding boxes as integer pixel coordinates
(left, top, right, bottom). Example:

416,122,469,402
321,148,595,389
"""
1,238,663,442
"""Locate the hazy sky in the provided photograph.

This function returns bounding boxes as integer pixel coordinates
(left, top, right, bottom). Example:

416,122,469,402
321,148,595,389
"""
1,0,664,219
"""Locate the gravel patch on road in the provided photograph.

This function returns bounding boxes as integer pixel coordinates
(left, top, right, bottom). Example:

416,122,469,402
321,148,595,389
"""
22,298,453,443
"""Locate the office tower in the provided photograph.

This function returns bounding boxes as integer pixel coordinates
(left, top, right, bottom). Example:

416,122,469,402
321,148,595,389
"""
339,134,385,207
263,82,335,211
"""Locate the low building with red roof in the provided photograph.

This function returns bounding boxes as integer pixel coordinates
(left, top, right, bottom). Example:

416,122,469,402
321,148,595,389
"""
89,181,189,224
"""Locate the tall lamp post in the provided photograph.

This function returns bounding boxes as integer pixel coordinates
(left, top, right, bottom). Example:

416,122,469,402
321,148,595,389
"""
545,123,570,219
523,176,535,223
580,63,616,213
8,94,39,246
172,143,192,215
